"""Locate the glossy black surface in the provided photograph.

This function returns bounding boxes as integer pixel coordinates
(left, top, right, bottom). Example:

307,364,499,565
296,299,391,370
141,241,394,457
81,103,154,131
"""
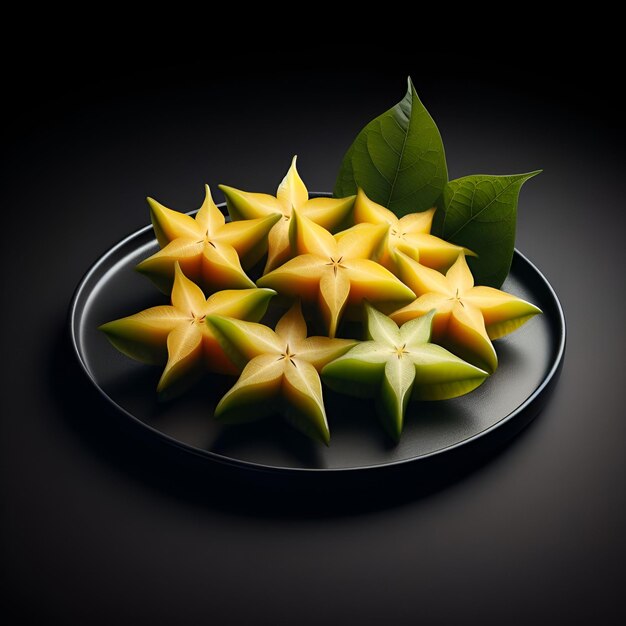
3,61,624,626
70,208,564,473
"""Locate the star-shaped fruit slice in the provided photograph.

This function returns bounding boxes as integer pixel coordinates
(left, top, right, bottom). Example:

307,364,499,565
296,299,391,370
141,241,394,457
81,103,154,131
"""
390,252,542,373
219,156,355,272
348,188,473,273
136,185,280,293
206,301,356,444
100,263,276,398
257,211,415,337
322,304,488,441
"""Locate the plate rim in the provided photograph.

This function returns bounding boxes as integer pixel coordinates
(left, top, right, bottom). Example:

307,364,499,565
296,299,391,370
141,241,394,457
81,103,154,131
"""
68,194,566,475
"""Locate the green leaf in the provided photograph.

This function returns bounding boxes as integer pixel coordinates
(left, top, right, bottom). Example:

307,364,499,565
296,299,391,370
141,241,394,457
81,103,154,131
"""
433,172,541,287
334,77,448,217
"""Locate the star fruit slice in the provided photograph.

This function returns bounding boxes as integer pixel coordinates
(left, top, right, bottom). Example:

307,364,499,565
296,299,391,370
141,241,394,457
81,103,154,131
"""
219,156,355,272
206,301,356,444
100,263,276,398
391,251,542,373
346,187,473,273
136,185,280,293
322,304,488,441
257,210,415,337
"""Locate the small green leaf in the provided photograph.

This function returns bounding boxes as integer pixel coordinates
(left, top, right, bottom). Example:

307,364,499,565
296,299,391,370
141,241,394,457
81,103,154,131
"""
334,77,448,217
433,172,541,287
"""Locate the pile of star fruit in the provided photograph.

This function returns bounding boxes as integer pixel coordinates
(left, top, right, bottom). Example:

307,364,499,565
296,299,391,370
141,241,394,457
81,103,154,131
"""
101,158,541,443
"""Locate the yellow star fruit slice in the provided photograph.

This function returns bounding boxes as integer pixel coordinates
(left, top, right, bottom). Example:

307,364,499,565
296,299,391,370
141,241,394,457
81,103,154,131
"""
391,252,542,373
219,156,355,273
206,301,356,444
257,211,415,337
136,185,280,293
100,263,276,398
347,187,474,273
322,304,488,441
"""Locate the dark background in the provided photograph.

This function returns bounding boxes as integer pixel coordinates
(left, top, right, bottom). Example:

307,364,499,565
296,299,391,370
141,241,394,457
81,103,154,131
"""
2,44,624,625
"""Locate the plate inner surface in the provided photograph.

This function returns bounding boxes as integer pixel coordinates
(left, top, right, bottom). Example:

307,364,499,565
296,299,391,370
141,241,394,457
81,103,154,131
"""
74,225,561,471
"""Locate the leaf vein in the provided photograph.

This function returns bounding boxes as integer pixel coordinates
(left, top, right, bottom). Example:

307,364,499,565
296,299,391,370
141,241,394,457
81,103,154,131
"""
385,99,412,207
363,147,393,185
447,178,520,239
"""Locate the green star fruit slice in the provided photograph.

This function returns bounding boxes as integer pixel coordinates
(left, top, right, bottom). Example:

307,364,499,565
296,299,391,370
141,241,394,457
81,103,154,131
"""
322,305,489,441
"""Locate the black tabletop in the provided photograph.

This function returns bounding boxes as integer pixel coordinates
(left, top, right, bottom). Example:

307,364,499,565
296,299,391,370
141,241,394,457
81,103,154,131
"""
2,63,624,625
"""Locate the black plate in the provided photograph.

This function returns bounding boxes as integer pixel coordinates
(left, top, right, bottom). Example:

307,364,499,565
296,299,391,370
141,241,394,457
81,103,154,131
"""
69,198,565,478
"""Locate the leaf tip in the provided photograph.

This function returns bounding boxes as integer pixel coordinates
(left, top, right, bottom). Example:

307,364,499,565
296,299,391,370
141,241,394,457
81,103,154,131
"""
521,169,543,182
